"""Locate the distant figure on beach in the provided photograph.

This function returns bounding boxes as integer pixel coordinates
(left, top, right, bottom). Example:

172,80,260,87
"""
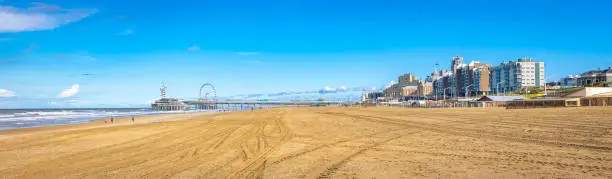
132,116,135,122
111,117,114,124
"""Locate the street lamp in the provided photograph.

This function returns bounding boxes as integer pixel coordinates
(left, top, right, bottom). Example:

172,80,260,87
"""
465,84,474,99
443,87,452,101
496,81,505,96
435,86,438,101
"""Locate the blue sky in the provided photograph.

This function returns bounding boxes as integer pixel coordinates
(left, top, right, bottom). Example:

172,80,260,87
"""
1,0,611,108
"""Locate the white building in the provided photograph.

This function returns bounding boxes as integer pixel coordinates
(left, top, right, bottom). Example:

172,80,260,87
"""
562,87,612,98
362,92,368,102
432,70,454,98
561,75,580,88
490,58,545,94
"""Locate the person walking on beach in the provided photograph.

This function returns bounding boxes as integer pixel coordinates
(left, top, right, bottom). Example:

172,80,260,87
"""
132,116,135,123
110,117,114,124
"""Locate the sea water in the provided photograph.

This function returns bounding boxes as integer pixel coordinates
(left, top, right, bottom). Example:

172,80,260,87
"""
0,108,187,130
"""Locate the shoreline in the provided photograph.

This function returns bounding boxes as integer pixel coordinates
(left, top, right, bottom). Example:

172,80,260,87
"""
0,112,216,138
0,110,213,131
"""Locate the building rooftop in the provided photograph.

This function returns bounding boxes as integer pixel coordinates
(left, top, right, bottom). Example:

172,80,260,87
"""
402,86,418,89
582,67,612,76
477,96,527,102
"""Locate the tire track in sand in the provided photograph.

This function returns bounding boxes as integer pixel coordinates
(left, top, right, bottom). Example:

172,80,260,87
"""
1,119,218,178
314,132,415,179
176,113,271,178
322,112,612,152
266,110,488,177
374,147,612,172
267,127,404,166
151,114,267,178
361,109,611,132
226,109,293,178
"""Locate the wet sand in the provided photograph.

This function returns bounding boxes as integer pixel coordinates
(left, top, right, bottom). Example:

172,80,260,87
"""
1,107,611,178
0,112,214,139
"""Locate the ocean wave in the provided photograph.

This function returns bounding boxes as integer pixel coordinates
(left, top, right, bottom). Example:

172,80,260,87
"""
0,110,157,122
0,109,208,130
0,114,14,118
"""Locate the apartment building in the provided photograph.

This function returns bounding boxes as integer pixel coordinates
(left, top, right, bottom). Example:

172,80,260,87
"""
561,75,580,88
383,73,421,99
451,56,463,73
490,58,545,94
472,66,491,95
578,67,612,86
433,70,452,98
417,81,434,97
455,61,491,97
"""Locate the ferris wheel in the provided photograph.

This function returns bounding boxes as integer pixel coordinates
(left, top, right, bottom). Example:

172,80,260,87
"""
199,83,217,103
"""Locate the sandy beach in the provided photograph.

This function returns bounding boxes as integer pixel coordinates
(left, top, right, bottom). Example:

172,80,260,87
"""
1,107,611,178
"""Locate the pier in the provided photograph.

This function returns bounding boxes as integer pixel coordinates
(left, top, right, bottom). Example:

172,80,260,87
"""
182,100,345,111
151,82,347,111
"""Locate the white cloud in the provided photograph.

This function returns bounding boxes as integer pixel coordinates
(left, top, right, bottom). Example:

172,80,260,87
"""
322,87,336,91
319,86,337,94
235,52,261,56
117,29,132,35
383,81,397,89
57,84,80,98
0,89,16,97
318,85,350,94
187,45,200,51
0,3,97,33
